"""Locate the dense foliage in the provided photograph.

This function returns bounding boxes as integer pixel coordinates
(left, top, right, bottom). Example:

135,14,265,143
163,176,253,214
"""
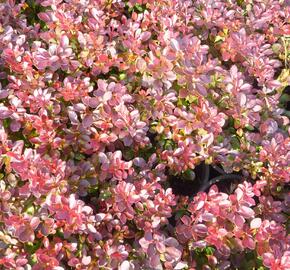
0,0,289,269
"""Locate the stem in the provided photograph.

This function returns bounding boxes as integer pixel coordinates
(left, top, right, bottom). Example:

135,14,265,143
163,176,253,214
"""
281,37,288,68
200,174,244,192
202,164,210,183
212,164,226,175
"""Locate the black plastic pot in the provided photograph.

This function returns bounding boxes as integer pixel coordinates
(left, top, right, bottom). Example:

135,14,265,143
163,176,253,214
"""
199,164,244,194
168,162,244,198
168,162,209,197
199,173,244,193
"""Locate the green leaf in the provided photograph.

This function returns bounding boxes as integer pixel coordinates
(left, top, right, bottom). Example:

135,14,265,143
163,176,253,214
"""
100,190,112,200
237,0,245,6
228,116,235,127
25,204,35,215
204,246,215,255
119,73,126,80
217,135,224,143
214,35,225,43
231,136,240,149
123,148,135,160
135,4,144,12
3,118,11,129
175,209,189,219
24,240,42,254
29,254,38,266
75,153,85,161
280,93,290,102
55,229,64,238
228,127,236,134
88,185,99,196
164,139,176,150
245,124,255,131
186,95,198,104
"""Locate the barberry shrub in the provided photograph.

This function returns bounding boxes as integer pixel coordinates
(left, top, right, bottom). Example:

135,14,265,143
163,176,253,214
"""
0,0,289,269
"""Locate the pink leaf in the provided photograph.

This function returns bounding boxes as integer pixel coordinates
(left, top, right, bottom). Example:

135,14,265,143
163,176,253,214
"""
239,205,255,218
250,218,262,229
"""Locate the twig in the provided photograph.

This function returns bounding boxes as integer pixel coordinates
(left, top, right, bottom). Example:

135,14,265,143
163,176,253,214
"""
212,164,226,175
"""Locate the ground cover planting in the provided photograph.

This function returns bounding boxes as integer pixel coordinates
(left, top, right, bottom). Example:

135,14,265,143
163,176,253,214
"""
0,0,289,269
